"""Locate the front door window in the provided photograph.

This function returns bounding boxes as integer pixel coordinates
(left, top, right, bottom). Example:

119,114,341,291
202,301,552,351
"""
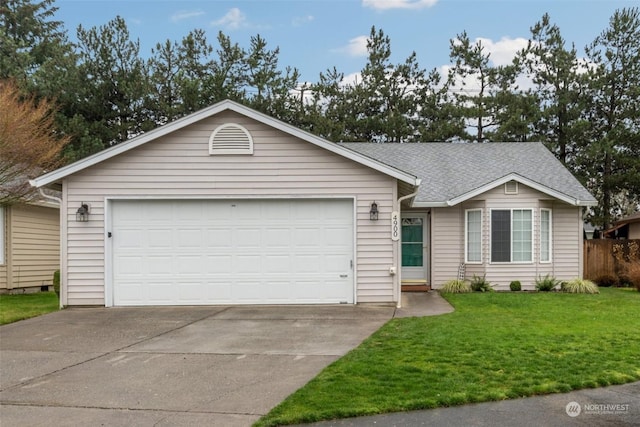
402,217,423,267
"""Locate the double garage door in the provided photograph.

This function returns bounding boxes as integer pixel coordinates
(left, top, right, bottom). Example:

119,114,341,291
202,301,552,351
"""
111,199,354,306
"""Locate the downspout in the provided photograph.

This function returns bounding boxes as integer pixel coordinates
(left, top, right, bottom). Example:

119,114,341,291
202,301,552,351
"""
38,188,62,303
38,188,62,205
395,181,421,308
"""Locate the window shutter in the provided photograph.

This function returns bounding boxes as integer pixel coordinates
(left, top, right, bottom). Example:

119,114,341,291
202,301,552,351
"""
209,123,254,155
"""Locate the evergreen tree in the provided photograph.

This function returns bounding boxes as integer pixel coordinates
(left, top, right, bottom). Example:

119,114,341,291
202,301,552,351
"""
581,7,640,228
519,13,586,163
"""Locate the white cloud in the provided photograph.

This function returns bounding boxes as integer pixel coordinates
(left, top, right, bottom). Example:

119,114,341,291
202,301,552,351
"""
212,8,247,30
449,35,529,67
333,35,369,57
476,36,529,66
362,0,438,10
341,72,363,87
292,15,314,27
170,10,205,23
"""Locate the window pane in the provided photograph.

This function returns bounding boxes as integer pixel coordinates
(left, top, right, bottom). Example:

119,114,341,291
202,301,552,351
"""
466,210,481,262
402,217,424,266
402,243,423,266
491,210,510,262
541,210,550,262
512,209,532,262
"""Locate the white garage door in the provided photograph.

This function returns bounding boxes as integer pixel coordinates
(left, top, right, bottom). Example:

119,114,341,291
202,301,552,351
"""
111,199,354,306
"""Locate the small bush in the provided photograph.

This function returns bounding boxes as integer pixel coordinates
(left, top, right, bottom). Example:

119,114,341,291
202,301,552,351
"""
440,279,472,294
535,274,560,292
594,274,618,288
470,274,493,292
622,263,640,291
53,270,60,296
509,280,521,291
561,279,599,294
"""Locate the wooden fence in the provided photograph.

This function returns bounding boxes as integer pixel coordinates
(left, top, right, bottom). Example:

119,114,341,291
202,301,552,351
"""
583,239,640,280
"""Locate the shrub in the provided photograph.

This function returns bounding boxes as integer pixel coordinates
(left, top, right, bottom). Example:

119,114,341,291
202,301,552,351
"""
440,279,472,294
594,274,618,288
613,241,640,291
535,274,560,292
53,270,60,296
470,274,493,292
561,279,599,294
509,280,521,291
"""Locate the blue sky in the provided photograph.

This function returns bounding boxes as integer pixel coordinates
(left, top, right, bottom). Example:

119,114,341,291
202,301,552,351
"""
55,0,638,83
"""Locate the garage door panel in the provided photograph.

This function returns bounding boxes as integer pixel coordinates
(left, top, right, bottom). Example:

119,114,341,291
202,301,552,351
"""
112,199,353,306
146,256,174,275
235,255,262,273
117,229,144,248
207,229,232,246
148,229,173,247
236,228,262,247
206,255,233,273
177,229,203,248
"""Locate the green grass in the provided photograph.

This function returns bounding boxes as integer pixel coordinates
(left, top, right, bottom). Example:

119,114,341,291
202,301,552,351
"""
0,292,60,325
256,288,640,426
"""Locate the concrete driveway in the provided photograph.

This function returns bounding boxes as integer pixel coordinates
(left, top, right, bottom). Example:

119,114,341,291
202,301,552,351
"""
0,304,394,426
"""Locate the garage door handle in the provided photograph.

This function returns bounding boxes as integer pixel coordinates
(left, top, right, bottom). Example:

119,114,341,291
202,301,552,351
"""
340,274,348,278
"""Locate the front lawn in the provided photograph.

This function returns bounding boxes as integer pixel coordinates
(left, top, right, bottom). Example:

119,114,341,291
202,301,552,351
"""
0,292,60,325
257,288,640,426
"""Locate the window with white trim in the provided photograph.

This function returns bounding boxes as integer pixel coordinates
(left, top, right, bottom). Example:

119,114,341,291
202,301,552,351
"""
540,209,552,263
465,209,482,263
491,209,533,263
0,207,5,264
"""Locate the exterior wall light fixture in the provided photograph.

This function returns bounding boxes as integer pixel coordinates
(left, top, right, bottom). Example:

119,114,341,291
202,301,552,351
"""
76,202,90,222
370,201,379,221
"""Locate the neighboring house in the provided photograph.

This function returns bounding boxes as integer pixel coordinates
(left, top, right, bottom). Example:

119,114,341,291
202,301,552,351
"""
30,100,596,307
0,200,60,293
603,212,640,239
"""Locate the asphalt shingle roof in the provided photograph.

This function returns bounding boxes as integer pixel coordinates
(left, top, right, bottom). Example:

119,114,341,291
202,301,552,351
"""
338,142,596,205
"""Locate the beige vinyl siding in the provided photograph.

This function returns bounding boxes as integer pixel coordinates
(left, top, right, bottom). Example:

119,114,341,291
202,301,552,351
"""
430,183,583,290
0,204,60,291
550,203,582,281
430,205,464,287
64,111,396,305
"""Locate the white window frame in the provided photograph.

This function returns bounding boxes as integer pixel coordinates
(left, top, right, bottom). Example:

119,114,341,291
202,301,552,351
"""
490,208,534,264
540,208,552,263
0,206,5,265
465,209,482,264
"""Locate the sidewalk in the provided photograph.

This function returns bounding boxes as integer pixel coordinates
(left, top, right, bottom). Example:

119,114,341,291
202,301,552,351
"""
393,290,455,318
299,381,640,426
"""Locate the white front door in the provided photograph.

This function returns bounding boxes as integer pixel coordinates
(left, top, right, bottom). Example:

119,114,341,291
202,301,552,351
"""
110,199,354,306
401,214,428,281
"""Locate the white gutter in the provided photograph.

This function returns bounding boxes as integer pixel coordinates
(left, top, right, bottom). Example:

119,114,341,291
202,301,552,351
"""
395,181,421,308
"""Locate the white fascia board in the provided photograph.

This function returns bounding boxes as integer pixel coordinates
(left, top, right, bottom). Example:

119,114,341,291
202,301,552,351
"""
31,99,419,188
446,173,582,207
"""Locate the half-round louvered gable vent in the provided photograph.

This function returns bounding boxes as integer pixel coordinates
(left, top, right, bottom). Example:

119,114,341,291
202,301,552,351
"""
209,123,254,155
